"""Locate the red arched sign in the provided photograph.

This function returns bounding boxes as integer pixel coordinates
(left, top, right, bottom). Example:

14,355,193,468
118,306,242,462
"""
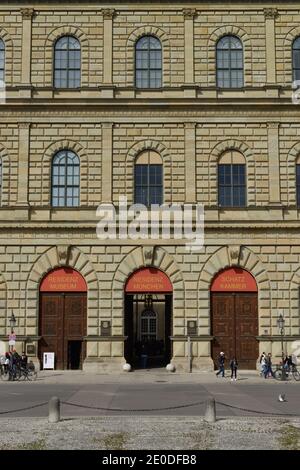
211,268,257,292
40,268,87,292
125,268,173,293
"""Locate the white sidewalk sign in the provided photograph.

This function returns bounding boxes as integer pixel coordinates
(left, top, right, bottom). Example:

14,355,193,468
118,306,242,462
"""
43,352,55,370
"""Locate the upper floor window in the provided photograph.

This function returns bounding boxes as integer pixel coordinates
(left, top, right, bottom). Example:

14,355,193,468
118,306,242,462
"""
54,36,81,89
135,36,162,89
134,150,163,206
296,156,300,207
218,150,246,207
216,35,244,88
293,37,300,82
51,150,80,207
0,39,5,83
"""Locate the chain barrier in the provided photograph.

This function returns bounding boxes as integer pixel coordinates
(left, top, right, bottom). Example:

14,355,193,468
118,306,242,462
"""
61,399,207,412
0,402,48,415
0,399,299,417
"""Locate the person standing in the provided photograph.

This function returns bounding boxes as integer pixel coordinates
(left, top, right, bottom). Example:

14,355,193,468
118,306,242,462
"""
230,357,238,381
21,351,28,369
216,352,226,377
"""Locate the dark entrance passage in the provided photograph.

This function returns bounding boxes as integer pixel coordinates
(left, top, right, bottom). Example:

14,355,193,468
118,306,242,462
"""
39,268,87,370
68,341,82,369
124,268,173,369
124,294,172,368
211,268,259,369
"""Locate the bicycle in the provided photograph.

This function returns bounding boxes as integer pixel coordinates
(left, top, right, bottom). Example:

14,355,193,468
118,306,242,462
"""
274,364,300,381
18,365,37,381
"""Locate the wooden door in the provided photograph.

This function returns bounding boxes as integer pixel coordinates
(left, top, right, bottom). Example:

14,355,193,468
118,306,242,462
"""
39,294,64,369
39,292,86,369
63,293,87,368
211,293,235,368
211,292,258,369
235,293,258,369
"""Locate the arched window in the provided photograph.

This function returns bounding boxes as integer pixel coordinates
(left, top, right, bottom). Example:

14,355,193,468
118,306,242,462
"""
135,36,162,89
134,150,163,206
0,39,5,83
218,150,246,207
51,150,80,207
54,36,81,88
293,37,300,82
296,155,300,207
140,309,157,342
216,35,244,88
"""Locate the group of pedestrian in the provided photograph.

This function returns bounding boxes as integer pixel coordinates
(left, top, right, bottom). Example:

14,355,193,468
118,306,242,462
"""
259,352,275,378
0,350,28,380
215,351,296,380
216,352,238,381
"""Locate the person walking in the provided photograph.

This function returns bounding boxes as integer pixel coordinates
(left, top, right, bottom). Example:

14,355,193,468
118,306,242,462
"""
216,352,225,377
259,352,267,377
264,353,275,378
230,357,238,381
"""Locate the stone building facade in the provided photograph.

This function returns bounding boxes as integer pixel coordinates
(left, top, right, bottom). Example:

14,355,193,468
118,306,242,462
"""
0,0,300,371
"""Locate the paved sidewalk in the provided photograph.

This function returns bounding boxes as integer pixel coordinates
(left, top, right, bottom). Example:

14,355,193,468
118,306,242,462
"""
32,368,291,385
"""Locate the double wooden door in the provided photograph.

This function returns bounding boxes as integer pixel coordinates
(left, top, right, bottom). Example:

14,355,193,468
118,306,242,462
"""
211,292,258,369
39,292,87,369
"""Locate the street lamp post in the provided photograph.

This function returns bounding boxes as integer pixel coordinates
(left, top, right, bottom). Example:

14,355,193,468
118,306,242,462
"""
277,313,285,380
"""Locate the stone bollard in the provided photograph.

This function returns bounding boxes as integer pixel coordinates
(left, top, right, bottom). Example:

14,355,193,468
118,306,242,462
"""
48,396,60,423
204,397,216,423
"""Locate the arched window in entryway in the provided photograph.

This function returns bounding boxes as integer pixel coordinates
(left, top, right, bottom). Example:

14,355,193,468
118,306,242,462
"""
39,267,87,370
124,267,172,368
211,267,258,369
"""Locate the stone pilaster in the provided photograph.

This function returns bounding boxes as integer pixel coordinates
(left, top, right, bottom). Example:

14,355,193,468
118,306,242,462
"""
17,123,30,210
264,8,278,86
185,123,196,203
267,122,281,204
102,123,113,203
102,9,115,96
20,9,35,97
182,9,197,85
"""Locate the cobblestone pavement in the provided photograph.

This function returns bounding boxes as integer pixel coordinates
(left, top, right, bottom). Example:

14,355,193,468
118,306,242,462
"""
0,416,300,450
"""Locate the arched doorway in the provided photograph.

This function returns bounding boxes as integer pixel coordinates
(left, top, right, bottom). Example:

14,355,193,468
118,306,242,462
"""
39,267,87,370
124,267,173,368
211,267,258,369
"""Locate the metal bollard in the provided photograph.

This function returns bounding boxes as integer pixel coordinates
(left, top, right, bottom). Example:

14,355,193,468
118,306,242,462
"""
204,397,216,423
48,396,60,423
